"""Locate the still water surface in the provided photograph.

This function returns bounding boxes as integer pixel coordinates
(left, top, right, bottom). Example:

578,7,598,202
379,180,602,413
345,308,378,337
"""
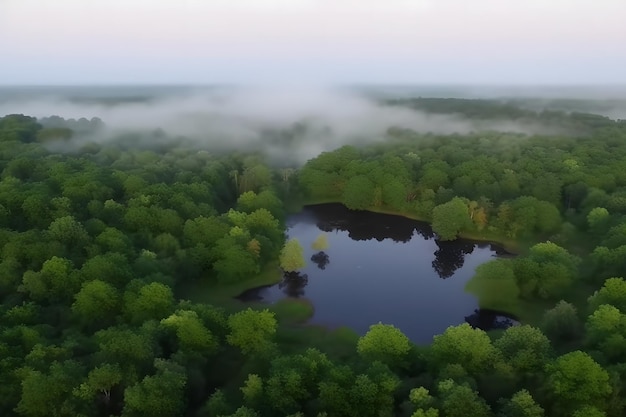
239,204,516,343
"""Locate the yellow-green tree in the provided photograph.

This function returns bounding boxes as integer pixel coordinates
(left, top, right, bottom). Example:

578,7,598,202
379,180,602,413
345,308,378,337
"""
279,239,306,272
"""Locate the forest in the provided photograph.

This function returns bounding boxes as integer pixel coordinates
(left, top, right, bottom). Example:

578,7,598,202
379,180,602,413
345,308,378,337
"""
2,98,626,417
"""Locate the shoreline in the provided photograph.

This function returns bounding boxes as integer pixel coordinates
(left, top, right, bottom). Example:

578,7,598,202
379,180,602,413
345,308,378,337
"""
298,200,524,254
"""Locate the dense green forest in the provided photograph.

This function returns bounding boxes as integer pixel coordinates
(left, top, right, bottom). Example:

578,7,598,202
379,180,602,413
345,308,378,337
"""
2,100,626,417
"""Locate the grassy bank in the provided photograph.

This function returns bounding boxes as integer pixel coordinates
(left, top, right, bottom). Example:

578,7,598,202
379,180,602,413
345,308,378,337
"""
176,262,283,309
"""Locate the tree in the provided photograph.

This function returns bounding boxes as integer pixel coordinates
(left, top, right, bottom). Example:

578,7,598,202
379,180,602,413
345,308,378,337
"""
545,351,611,413
72,280,120,328
541,300,582,343
585,304,626,360
356,323,411,367
494,325,551,373
279,239,306,272
499,389,544,417
21,256,79,303
572,407,606,417
431,323,497,374
438,379,492,417
227,308,277,356
124,282,175,325
213,236,261,283
587,207,610,232
161,310,218,353
342,175,375,210
588,277,626,313
513,242,580,299
74,363,122,407
431,197,472,241
16,360,83,417
122,360,187,417
47,215,89,246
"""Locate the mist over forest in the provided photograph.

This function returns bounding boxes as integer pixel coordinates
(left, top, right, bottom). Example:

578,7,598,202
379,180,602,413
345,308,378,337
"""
1,85,624,164
3,85,626,417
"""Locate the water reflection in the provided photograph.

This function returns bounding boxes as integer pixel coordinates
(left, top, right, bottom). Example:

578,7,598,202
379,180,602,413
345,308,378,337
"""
279,271,309,298
308,203,431,243
311,251,330,270
465,309,519,331
238,203,514,343
432,240,475,279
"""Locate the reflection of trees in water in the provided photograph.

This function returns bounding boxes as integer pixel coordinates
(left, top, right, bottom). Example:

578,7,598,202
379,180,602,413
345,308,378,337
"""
311,251,330,270
431,239,475,279
308,203,432,243
465,309,519,331
279,271,309,298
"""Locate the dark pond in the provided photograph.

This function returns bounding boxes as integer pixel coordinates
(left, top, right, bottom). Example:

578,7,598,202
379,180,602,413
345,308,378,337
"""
238,204,518,343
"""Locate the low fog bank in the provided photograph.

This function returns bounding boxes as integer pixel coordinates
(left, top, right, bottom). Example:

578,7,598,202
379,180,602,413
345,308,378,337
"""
0,86,614,163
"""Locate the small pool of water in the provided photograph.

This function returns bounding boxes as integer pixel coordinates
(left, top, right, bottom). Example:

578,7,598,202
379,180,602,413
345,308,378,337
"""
238,204,517,343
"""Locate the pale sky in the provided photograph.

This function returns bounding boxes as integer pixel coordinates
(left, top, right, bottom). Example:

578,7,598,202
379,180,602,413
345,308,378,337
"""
1,0,625,85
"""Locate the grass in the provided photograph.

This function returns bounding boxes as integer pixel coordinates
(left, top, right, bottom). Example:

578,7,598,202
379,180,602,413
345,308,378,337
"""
269,298,315,324
176,262,283,311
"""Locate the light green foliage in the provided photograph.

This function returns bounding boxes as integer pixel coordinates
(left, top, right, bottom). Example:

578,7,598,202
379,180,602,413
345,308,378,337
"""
587,207,610,230
356,323,411,367
79,252,133,288
311,233,329,251
588,277,626,313
438,379,492,417
204,390,231,417
495,325,551,373
541,300,582,342
72,280,120,326
16,360,83,417
95,227,134,255
409,387,434,408
572,406,606,417
124,282,175,325
74,363,122,403
47,215,89,245
279,239,306,272
546,351,611,411
342,175,376,210
412,409,439,417
264,349,333,414
21,256,78,302
514,242,580,299
465,259,519,311
432,323,497,374
227,308,277,355
237,190,283,219
409,387,439,417
161,310,218,353
122,360,187,417
220,407,259,417
241,374,264,406
213,235,261,283
499,389,544,417
431,197,472,241
585,304,626,359
503,196,561,237
183,216,230,247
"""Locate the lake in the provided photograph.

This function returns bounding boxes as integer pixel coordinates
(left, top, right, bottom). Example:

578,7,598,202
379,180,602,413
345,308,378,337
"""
238,204,517,343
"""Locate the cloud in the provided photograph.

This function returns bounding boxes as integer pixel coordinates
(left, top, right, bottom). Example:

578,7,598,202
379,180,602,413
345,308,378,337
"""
0,86,584,164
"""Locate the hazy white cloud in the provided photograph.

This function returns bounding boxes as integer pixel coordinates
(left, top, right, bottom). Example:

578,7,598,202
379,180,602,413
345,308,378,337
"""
0,87,573,163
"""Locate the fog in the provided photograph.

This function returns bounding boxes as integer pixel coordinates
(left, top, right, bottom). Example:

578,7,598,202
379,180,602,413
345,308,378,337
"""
0,86,607,164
